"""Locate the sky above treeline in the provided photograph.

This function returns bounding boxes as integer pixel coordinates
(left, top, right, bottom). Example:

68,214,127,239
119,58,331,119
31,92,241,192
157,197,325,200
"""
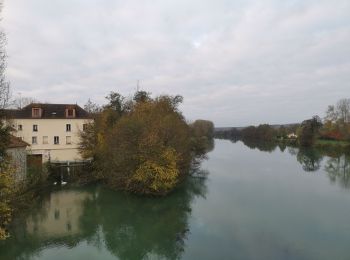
2,0,350,127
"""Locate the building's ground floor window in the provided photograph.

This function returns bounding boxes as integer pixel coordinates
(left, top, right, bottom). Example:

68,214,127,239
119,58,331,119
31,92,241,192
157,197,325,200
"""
66,136,72,145
54,136,59,144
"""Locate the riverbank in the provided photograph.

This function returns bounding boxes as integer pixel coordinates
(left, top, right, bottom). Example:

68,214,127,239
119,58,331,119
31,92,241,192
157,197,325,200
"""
315,139,350,148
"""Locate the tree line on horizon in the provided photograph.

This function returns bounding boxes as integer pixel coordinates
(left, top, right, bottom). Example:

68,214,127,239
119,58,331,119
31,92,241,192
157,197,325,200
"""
215,98,350,148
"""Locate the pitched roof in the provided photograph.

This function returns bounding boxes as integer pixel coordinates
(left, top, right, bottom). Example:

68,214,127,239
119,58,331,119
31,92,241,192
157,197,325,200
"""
1,103,91,119
8,135,29,148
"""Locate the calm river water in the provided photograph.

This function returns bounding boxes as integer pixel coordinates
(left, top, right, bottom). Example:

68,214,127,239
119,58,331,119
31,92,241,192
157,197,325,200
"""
1,139,350,260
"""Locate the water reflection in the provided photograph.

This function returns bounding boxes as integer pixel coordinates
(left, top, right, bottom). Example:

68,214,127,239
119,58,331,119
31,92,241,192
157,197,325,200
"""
256,141,350,189
296,148,323,172
292,147,350,187
225,139,350,190
240,139,277,153
325,155,350,189
0,174,208,260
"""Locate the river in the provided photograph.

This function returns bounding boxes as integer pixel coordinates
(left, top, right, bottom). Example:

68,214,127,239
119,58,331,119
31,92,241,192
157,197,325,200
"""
1,139,350,259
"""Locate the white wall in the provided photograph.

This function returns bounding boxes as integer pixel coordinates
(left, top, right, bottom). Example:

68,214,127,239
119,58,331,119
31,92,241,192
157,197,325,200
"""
11,119,93,162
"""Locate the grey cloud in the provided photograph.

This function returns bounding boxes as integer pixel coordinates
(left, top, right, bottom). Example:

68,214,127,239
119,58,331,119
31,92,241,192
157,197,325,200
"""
2,0,350,126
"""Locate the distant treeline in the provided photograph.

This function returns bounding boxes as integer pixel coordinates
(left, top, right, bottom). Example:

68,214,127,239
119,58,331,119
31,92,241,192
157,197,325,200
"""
215,98,350,148
214,124,299,142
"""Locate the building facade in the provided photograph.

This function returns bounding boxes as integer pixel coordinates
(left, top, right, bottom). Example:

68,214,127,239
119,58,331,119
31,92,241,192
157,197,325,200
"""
6,135,29,181
3,104,93,162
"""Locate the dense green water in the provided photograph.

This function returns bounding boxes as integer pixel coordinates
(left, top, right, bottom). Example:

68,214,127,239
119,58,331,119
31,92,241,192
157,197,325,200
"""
1,139,350,260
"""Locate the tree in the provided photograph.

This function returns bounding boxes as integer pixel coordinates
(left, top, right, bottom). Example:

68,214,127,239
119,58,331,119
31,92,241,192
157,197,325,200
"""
324,105,338,122
321,99,350,141
79,92,212,196
0,82,9,109
0,3,9,110
298,116,322,146
336,98,350,124
0,2,16,240
0,161,16,240
240,124,277,141
191,120,214,138
0,0,10,166
105,91,125,115
133,90,151,103
84,98,102,114
11,96,37,109
103,96,192,195
277,126,287,139
323,99,350,124
190,120,215,158
0,119,10,160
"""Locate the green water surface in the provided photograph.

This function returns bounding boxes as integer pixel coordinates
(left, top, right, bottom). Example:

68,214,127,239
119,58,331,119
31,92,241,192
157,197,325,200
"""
1,139,350,260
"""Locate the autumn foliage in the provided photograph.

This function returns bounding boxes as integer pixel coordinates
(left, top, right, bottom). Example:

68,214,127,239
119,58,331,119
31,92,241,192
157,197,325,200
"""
0,160,16,240
79,92,213,195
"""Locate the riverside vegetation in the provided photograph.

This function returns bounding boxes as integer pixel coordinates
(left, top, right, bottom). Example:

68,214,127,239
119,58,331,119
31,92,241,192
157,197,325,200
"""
0,113,49,240
215,98,350,151
0,90,214,240
79,91,214,196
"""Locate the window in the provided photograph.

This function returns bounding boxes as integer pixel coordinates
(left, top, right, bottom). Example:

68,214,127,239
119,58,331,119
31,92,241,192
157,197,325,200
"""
33,125,38,132
54,136,59,145
32,136,37,144
32,108,41,118
66,136,72,145
66,108,75,118
43,136,48,144
83,124,88,131
18,125,23,131
66,124,71,132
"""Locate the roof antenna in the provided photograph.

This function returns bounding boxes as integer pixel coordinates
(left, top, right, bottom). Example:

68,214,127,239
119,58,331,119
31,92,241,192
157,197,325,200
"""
18,92,22,109
136,80,140,92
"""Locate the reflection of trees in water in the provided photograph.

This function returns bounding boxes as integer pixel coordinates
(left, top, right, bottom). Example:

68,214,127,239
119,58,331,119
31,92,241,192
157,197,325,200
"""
240,139,278,153
325,155,350,189
235,140,350,191
296,148,323,172
278,143,287,152
287,147,298,156
88,174,207,260
229,137,240,144
289,146,350,190
0,174,208,260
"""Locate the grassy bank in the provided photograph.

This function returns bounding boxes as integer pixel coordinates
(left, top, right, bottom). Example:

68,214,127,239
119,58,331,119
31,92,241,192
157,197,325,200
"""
315,139,350,147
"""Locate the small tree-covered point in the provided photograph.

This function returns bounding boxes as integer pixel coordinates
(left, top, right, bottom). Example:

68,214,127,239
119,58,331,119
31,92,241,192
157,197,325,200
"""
79,92,214,196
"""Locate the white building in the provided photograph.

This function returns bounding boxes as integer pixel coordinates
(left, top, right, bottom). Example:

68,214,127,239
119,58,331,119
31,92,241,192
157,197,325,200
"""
3,103,93,162
287,133,298,139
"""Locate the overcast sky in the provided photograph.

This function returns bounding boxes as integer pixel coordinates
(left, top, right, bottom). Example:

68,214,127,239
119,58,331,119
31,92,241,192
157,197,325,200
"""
2,0,350,126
